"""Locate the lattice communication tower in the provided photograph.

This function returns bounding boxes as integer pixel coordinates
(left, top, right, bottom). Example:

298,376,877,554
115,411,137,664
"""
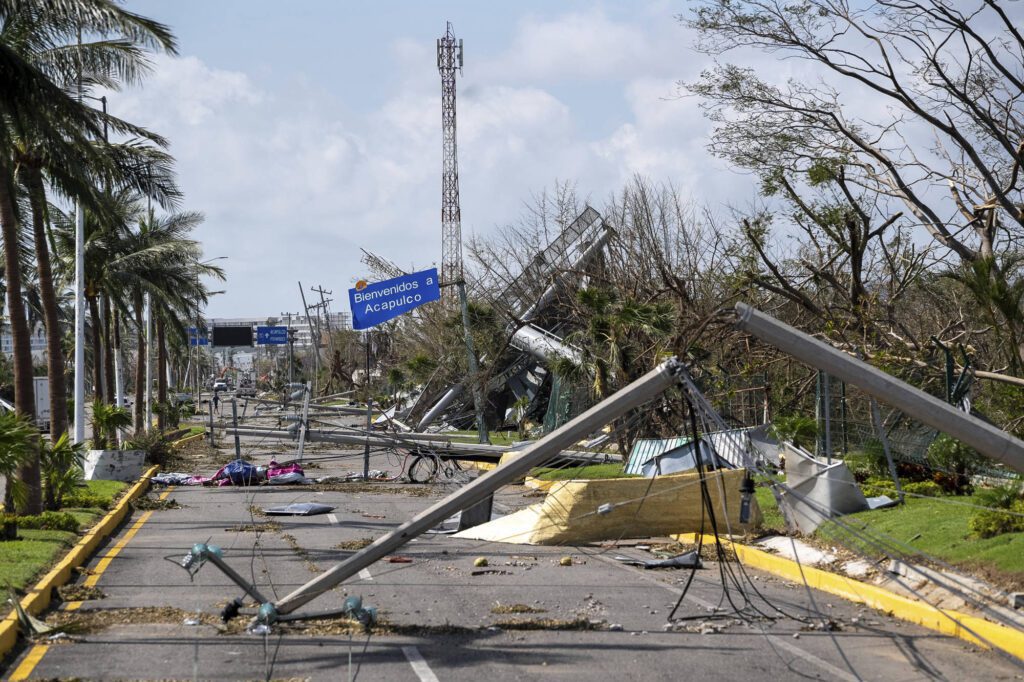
438,22,464,293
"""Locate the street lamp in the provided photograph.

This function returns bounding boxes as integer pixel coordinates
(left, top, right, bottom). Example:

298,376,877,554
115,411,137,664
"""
73,94,109,443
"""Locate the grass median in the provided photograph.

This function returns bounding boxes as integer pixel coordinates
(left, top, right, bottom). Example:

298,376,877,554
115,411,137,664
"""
754,483,1024,586
0,480,128,595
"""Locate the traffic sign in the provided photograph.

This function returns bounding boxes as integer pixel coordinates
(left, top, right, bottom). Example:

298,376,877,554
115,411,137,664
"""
256,325,289,345
349,268,440,330
188,327,209,346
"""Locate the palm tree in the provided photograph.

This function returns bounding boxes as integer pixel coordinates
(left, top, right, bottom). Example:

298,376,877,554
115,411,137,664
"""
54,198,223,432
0,0,176,512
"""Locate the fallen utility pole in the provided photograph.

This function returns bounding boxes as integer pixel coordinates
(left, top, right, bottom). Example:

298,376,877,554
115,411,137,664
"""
266,357,682,618
224,424,616,464
734,303,1024,475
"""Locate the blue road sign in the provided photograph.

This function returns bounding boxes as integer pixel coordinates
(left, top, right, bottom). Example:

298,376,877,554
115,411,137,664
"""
349,267,440,330
188,327,209,346
256,325,289,345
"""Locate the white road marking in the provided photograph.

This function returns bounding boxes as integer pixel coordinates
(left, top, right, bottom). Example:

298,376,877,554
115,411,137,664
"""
765,636,861,682
327,513,339,525
402,646,439,682
358,568,373,581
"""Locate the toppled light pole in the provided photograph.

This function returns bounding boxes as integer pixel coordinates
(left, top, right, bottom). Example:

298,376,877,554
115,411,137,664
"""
733,303,1024,475
265,357,682,619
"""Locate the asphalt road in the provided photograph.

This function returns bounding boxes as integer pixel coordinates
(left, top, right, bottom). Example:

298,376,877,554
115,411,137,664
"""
5,420,1023,681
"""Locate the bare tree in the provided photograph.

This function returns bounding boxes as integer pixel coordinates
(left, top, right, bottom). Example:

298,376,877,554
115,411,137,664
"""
686,0,1024,372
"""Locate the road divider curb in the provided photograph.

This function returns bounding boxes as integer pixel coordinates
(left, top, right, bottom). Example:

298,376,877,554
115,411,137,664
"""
0,465,159,661
675,533,1024,660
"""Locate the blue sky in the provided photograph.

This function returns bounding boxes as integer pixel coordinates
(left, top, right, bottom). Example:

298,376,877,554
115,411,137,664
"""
116,1,756,319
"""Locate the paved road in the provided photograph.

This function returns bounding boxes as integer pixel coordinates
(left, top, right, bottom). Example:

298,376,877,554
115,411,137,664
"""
5,423,1023,681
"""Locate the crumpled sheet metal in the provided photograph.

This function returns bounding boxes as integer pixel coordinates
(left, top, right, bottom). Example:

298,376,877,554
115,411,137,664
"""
454,469,759,545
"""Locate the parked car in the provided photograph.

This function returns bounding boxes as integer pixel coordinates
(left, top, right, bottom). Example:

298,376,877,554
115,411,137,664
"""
213,380,228,392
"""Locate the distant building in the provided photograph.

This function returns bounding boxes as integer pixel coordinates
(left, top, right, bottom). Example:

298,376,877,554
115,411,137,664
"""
0,323,48,361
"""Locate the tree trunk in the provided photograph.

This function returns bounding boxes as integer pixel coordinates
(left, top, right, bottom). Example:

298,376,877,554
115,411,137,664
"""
102,295,115,405
22,166,69,439
157,315,167,432
88,295,104,404
133,292,146,432
0,162,41,514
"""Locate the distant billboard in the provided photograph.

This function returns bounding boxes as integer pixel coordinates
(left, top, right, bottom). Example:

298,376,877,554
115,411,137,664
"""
212,326,254,347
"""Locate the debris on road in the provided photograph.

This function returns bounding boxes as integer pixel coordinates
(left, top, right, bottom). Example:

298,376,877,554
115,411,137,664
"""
57,585,106,601
263,502,335,516
490,603,546,614
613,550,702,570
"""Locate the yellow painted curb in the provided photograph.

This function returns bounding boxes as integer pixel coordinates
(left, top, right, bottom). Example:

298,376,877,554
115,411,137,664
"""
171,432,205,448
0,465,159,660
523,476,566,492
674,533,1024,660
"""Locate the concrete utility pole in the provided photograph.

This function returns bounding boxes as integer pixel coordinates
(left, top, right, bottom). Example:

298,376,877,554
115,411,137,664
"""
269,358,683,617
298,283,320,393
311,285,334,358
733,303,1024,475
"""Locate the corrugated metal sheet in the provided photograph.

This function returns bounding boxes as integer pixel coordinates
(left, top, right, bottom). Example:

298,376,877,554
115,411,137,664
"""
626,429,752,475
625,437,690,475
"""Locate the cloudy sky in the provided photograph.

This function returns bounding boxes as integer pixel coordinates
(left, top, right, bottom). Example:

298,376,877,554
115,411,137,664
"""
115,0,765,319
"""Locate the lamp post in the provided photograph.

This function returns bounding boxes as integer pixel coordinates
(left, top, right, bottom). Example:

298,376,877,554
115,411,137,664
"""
73,94,108,443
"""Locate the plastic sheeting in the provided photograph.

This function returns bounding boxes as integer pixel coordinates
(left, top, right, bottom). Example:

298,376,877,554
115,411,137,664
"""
453,468,760,545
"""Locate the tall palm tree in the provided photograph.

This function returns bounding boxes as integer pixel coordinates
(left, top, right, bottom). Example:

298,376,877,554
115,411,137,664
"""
0,0,176,512
54,194,222,431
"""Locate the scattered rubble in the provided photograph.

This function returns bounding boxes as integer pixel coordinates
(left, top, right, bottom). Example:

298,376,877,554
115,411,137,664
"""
57,585,105,602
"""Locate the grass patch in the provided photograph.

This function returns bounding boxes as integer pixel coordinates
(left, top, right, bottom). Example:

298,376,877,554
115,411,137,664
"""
754,485,788,533
530,463,636,481
62,508,106,528
815,494,1024,583
0,529,78,591
63,479,128,510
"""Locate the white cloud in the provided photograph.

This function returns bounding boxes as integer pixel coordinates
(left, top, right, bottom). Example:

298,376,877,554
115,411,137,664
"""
110,7,759,318
478,10,684,83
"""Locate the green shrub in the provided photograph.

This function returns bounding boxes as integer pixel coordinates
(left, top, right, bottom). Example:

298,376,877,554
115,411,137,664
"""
123,429,173,467
928,434,982,495
969,484,1024,538
858,476,903,498
61,491,112,510
40,435,86,510
769,414,817,450
902,481,944,497
18,511,81,533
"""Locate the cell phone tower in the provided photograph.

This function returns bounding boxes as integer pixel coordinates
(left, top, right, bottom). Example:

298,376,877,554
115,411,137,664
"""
438,21,464,300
